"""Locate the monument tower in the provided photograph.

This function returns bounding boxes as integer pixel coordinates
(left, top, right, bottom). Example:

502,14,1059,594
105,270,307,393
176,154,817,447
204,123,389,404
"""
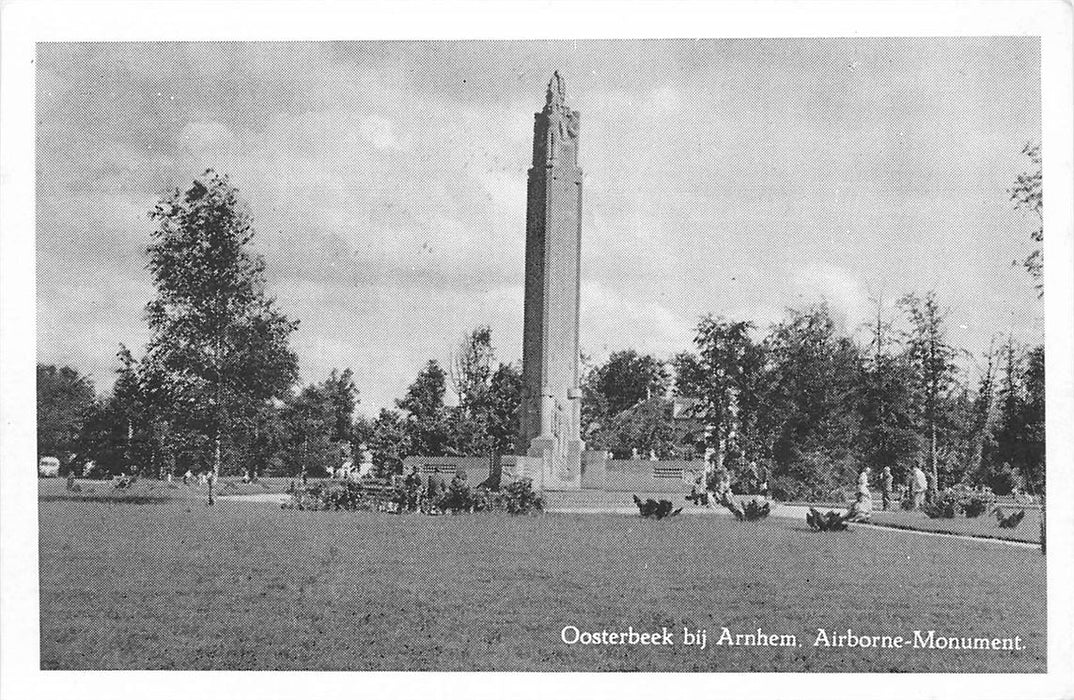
518,72,586,489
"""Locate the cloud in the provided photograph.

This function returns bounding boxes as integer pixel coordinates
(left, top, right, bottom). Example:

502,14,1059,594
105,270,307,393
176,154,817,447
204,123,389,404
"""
791,263,870,332
180,121,234,153
581,281,690,361
34,40,1043,411
358,114,408,151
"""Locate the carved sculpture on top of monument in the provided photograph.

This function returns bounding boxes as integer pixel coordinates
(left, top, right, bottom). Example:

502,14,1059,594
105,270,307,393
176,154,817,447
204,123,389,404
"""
516,71,594,491
538,71,581,167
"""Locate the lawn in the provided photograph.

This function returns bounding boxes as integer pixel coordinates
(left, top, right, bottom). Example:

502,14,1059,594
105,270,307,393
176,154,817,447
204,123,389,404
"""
39,481,1046,672
869,508,1043,545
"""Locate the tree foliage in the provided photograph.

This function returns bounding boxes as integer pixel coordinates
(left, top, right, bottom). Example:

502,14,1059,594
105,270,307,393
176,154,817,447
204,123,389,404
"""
1010,142,1042,292
899,292,959,487
140,171,299,475
37,364,96,469
397,359,450,457
278,369,358,477
582,349,669,422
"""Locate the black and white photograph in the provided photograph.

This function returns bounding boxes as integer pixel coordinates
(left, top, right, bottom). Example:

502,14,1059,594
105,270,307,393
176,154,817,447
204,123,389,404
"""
2,2,1072,698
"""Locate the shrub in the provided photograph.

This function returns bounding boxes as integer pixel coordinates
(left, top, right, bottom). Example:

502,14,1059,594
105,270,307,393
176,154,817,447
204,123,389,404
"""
472,486,497,513
767,476,801,502
283,475,545,516
806,508,851,532
718,492,770,521
768,453,858,502
740,498,771,521
499,477,544,514
439,479,474,514
922,489,959,519
282,480,394,511
979,462,1021,496
632,495,682,519
956,484,995,518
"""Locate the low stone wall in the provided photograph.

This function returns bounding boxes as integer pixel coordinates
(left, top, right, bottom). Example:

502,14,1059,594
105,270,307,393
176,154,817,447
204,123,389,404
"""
594,458,704,494
402,454,705,494
401,456,494,487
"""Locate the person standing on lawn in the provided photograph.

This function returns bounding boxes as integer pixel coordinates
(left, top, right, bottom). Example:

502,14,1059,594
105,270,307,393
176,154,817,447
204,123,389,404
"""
911,463,928,510
402,465,422,512
426,467,447,512
847,466,872,521
881,466,893,511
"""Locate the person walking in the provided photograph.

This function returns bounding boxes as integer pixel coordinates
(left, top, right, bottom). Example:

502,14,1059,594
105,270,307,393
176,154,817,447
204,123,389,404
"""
881,466,894,511
847,466,873,521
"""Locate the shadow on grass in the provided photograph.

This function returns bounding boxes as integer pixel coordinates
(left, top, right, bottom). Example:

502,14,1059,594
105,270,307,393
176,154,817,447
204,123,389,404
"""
39,494,170,505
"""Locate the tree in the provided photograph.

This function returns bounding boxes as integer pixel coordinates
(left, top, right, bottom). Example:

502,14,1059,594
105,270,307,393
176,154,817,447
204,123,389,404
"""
441,327,525,458
588,397,692,459
397,359,450,458
37,364,96,470
966,339,1000,484
363,408,406,476
582,349,669,423
322,368,358,444
1010,142,1042,293
140,171,299,492
74,347,161,477
77,395,130,477
1020,345,1045,495
765,305,862,481
447,327,496,456
899,292,959,489
988,341,1045,495
449,325,494,409
486,362,523,455
279,370,358,478
682,317,760,472
858,298,917,481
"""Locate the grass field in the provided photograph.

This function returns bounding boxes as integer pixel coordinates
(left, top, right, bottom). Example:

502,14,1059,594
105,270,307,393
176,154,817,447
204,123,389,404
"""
38,480,1046,672
869,508,1042,545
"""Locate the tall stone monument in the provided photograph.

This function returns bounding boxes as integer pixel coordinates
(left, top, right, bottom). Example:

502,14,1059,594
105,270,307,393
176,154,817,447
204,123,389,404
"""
517,72,586,490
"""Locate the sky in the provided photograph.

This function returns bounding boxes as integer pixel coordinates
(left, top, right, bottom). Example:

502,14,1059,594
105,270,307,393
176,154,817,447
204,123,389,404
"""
36,39,1042,414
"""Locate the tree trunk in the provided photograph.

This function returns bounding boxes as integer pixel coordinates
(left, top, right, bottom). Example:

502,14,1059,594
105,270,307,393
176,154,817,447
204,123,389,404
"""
930,423,938,491
209,430,221,505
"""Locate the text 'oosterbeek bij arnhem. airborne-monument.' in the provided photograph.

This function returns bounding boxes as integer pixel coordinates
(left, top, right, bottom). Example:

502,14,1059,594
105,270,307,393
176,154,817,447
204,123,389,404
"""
405,73,704,492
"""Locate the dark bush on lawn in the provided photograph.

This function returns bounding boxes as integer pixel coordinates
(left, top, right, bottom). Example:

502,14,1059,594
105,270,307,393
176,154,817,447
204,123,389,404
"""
438,478,474,514
922,489,959,519
955,484,995,518
283,481,394,511
718,492,770,521
741,498,771,521
806,507,851,532
285,476,544,515
471,486,497,513
442,478,544,515
499,477,544,514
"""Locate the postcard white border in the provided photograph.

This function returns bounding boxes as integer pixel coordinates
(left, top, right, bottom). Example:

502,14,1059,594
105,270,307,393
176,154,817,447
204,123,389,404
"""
2,2,1071,699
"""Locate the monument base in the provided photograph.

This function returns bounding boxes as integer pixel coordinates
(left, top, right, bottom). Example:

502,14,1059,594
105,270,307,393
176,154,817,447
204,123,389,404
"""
525,436,583,491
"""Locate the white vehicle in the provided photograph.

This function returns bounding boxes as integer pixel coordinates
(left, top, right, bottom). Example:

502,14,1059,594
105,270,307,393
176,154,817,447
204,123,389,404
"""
38,456,60,477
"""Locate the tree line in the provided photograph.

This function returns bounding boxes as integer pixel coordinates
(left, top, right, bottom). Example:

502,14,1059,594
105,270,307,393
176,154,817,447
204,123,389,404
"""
578,303,1043,501
37,144,1044,500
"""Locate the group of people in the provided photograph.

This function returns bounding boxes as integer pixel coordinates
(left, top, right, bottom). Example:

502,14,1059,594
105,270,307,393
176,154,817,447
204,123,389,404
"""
691,459,933,521
690,461,769,507
848,463,931,520
399,465,469,513
180,469,215,486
